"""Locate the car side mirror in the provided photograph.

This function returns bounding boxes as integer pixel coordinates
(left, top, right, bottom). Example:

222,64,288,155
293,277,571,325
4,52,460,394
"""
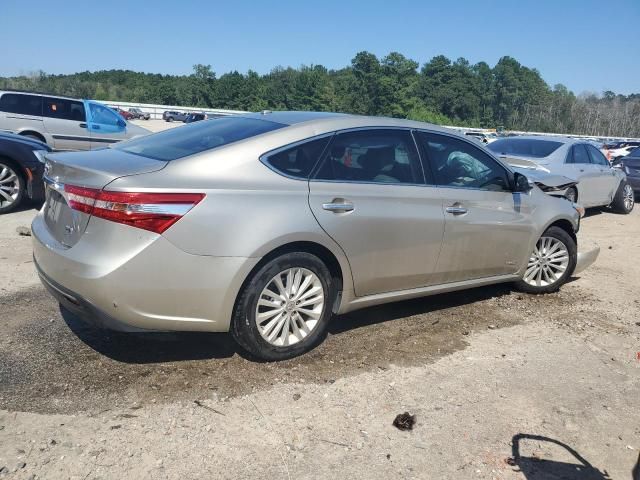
117,119,126,128
513,172,533,193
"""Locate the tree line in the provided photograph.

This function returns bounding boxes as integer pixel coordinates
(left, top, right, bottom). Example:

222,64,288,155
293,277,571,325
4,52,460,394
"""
2,52,639,137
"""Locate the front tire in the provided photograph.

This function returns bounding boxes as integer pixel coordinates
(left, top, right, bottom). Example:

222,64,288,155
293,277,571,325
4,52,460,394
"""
610,181,634,214
231,252,336,361
515,226,577,294
0,160,25,214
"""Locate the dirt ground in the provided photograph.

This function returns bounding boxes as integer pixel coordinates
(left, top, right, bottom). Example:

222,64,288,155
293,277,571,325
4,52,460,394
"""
0,200,639,479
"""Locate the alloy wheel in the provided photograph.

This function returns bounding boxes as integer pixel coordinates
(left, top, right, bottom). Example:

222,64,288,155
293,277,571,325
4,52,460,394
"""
623,184,634,211
523,236,570,287
0,163,20,208
255,268,325,347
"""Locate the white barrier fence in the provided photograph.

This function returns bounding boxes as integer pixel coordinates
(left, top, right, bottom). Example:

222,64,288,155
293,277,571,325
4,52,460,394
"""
99,100,247,120
98,100,638,141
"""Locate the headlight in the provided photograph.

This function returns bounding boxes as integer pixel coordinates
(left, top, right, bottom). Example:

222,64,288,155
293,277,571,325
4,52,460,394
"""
572,202,585,218
32,149,49,164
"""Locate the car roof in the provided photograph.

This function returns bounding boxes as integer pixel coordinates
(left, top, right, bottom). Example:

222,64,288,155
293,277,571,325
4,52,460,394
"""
238,110,452,133
0,89,81,102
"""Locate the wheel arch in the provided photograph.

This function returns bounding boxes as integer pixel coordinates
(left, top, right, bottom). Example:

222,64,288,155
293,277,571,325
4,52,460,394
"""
235,240,350,316
18,130,47,144
546,218,577,245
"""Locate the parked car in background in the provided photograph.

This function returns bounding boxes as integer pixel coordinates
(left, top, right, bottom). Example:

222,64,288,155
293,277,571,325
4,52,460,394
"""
613,147,640,193
0,91,150,151
33,112,598,361
162,111,188,122
464,131,497,144
116,108,134,120
184,112,207,123
488,136,634,213
128,108,150,120
601,141,640,162
0,132,50,214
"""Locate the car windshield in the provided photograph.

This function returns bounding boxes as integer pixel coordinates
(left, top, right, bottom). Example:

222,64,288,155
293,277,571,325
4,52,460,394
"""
487,138,563,158
113,116,286,161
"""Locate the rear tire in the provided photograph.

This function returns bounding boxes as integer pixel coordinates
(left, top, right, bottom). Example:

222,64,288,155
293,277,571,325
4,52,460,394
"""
231,252,336,361
514,226,577,294
0,159,25,214
610,181,634,214
167,117,174,122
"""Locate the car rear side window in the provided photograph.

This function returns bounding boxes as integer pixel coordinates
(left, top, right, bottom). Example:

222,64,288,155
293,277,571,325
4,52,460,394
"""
0,93,42,116
586,145,609,166
114,117,286,161
43,97,86,122
488,138,563,158
313,129,424,185
567,144,590,164
262,136,331,179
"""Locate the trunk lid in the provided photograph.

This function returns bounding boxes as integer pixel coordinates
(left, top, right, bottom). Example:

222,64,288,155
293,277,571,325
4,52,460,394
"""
43,148,167,247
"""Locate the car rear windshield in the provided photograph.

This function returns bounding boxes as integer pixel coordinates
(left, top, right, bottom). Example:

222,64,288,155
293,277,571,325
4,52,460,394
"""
114,117,286,161
487,138,563,158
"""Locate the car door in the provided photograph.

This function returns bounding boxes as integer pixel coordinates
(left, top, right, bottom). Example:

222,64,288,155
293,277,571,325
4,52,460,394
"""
586,144,619,204
563,144,601,206
415,131,536,284
308,129,445,297
42,97,90,151
86,102,128,149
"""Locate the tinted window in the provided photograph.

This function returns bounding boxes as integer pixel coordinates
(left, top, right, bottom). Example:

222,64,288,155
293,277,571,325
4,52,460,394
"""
313,130,423,184
114,117,286,161
568,144,590,164
43,97,86,121
488,138,563,158
0,93,42,116
586,145,609,166
417,132,510,191
264,136,331,179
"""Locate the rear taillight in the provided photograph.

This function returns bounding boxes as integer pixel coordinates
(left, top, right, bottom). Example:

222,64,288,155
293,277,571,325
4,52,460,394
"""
64,185,204,234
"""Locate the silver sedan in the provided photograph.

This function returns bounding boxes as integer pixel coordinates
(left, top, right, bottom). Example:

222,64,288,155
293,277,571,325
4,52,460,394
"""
32,112,598,360
487,136,634,213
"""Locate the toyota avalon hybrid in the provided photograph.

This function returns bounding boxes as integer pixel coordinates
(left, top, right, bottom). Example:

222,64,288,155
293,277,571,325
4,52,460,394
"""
32,112,599,360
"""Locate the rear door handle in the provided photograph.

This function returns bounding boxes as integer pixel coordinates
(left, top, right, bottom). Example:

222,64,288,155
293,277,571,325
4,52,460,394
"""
79,123,87,128
322,201,354,213
92,124,101,130
445,205,468,215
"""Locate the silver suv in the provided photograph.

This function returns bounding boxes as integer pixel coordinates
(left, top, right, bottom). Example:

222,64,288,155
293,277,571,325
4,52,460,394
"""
0,91,149,151
32,112,599,360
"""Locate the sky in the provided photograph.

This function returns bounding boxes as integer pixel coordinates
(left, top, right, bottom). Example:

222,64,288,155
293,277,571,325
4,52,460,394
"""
1,0,638,95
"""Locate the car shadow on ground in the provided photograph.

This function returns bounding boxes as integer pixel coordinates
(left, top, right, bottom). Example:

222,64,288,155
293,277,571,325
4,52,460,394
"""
329,282,513,335
507,433,611,480
61,282,514,364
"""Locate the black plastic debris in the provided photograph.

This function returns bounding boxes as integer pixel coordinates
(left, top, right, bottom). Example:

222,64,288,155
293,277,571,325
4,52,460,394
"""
392,412,416,431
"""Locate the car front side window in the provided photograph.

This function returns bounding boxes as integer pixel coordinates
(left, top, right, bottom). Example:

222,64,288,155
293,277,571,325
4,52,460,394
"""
417,132,510,191
313,129,424,185
89,103,121,126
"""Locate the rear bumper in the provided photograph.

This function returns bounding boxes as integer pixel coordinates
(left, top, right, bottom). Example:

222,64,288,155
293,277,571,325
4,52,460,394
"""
32,211,259,332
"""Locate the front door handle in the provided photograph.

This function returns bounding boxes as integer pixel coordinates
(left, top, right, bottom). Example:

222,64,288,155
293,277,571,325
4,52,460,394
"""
445,205,468,215
322,201,354,213
79,123,87,128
